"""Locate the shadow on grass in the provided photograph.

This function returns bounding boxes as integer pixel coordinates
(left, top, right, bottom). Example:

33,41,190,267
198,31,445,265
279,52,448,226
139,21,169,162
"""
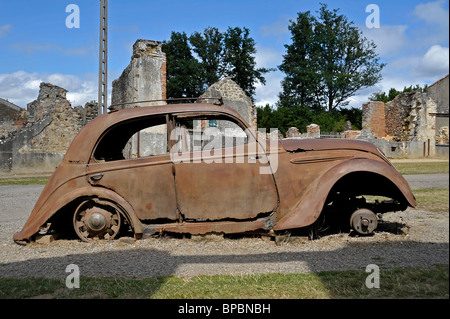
0,239,448,299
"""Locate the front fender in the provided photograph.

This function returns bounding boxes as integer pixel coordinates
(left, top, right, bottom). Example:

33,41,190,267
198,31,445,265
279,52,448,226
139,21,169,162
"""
273,158,416,231
13,186,143,244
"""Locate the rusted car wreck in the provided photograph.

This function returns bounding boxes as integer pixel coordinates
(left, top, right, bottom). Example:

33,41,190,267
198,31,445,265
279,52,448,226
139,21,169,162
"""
13,102,416,245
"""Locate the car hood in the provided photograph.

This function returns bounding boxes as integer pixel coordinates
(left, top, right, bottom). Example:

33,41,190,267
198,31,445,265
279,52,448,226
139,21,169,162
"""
279,138,380,154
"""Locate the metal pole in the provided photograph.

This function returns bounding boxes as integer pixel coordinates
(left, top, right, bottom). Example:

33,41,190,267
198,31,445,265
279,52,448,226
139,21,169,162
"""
98,0,108,115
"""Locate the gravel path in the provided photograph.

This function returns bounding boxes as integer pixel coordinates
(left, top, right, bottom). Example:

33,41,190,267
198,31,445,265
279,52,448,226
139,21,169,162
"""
0,180,448,280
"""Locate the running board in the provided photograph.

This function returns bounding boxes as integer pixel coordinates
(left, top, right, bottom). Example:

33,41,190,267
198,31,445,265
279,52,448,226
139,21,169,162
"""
141,217,274,238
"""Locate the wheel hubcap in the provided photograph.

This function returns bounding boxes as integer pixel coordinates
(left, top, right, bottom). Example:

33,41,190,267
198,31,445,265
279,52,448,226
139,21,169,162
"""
87,212,107,231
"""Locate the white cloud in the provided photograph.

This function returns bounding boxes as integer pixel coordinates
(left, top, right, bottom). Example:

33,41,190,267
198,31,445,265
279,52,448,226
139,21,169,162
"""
413,44,449,78
0,71,98,108
255,45,282,69
413,0,449,29
0,24,12,38
362,24,409,56
356,1,449,108
254,70,283,107
412,0,449,47
253,44,284,107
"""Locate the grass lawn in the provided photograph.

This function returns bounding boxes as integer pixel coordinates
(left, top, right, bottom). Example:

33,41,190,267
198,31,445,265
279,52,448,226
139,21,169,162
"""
0,265,448,299
414,188,449,212
393,161,449,175
0,176,50,186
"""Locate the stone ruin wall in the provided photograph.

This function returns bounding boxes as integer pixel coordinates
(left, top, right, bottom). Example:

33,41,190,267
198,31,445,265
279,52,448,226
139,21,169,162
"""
24,83,97,153
0,82,97,173
283,80,448,159
199,77,257,132
111,39,167,109
360,89,447,158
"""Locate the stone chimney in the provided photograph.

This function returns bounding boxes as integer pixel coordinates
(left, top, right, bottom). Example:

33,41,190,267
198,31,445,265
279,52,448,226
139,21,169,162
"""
111,39,167,109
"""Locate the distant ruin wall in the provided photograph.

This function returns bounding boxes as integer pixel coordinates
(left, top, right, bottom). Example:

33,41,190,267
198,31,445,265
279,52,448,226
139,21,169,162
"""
362,101,386,139
0,82,97,173
359,87,448,158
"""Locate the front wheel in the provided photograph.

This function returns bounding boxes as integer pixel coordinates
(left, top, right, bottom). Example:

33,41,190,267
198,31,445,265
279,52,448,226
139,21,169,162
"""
73,199,123,241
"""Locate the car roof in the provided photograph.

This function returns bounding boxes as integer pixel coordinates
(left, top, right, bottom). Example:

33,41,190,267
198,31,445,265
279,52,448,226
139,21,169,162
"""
64,103,249,164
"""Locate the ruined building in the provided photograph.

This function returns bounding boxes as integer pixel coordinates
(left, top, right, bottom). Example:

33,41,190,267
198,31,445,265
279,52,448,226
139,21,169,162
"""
0,82,96,173
0,98,27,139
112,39,167,109
428,74,449,145
360,74,449,158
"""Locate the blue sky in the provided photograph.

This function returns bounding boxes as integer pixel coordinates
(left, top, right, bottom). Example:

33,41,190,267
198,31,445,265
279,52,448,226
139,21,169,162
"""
0,0,448,109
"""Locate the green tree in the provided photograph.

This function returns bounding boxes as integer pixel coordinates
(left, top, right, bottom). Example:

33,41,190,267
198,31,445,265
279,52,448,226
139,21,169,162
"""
222,27,272,99
279,3,385,113
369,84,428,103
163,27,271,101
162,31,204,99
189,27,224,88
278,11,322,111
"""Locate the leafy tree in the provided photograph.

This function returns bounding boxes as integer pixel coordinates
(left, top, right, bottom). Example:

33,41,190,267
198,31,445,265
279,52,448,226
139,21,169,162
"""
162,32,204,99
222,27,273,99
279,3,385,112
369,84,428,103
189,27,224,88
369,88,402,103
163,27,271,101
278,11,322,111
339,107,362,130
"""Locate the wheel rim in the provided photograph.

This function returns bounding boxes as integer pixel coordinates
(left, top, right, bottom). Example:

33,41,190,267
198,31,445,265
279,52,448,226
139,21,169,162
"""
73,200,122,241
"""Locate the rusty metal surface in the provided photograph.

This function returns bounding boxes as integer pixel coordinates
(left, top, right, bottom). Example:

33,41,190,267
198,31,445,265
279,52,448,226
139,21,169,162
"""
173,140,278,221
13,102,417,244
279,138,381,154
87,156,178,221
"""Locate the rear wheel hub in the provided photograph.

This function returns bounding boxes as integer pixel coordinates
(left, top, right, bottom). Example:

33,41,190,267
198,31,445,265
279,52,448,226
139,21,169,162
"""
350,208,378,235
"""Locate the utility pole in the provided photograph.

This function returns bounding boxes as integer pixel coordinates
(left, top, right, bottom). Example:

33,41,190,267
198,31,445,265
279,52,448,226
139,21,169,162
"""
98,0,108,115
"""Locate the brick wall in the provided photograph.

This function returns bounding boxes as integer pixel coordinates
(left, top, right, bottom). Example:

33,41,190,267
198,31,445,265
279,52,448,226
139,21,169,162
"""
161,54,167,101
362,101,386,138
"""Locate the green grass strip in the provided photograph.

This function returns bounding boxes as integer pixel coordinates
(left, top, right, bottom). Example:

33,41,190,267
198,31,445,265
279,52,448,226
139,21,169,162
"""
1,265,447,299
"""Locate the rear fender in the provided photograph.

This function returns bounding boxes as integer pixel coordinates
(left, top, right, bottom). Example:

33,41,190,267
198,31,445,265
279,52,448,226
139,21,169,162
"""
273,158,416,231
13,186,142,244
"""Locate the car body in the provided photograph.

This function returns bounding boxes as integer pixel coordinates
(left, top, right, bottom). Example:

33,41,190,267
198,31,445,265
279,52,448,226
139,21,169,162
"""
13,103,416,244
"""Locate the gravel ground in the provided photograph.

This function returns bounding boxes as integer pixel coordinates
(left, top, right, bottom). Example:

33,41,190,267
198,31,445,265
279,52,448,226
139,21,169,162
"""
0,183,448,280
